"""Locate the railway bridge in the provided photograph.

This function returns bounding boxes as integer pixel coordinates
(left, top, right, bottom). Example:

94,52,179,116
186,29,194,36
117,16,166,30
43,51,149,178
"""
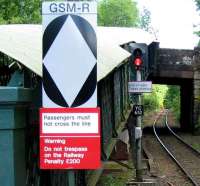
146,45,200,133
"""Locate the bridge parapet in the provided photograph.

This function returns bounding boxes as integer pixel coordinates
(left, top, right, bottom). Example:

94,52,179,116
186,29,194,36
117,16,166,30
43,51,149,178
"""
158,48,194,66
151,48,194,79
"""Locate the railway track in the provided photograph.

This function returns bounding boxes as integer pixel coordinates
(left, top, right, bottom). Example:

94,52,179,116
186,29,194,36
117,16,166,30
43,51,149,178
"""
153,110,200,186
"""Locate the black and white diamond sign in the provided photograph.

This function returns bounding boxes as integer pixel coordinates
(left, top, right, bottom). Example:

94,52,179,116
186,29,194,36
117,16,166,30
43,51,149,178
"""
42,2,97,108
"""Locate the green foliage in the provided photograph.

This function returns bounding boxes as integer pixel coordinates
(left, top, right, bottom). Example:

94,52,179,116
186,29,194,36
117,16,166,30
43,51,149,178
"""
98,0,139,27
164,86,180,121
143,85,168,112
0,0,140,27
1,0,140,27
140,7,151,32
195,0,200,11
143,85,180,121
97,175,118,186
0,0,41,24
195,31,200,37
194,0,200,44
97,169,133,186
139,7,158,39
153,85,168,108
143,92,159,112
192,143,200,151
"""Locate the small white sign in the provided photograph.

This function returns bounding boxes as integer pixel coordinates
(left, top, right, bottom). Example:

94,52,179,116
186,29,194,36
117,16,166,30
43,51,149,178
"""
128,81,152,93
42,112,98,134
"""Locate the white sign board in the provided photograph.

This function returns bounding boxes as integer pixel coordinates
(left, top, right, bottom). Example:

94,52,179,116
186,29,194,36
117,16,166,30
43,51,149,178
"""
42,1,97,108
128,81,152,93
42,112,99,134
41,2,100,170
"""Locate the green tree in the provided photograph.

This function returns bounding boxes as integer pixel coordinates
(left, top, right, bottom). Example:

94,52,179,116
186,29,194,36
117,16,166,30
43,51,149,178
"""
98,0,139,27
143,85,168,112
194,0,200,45
164,86,180,121
139,7,158,39
143,91,159,112
0,0,41,24
195,0,200,10
140,7,151,32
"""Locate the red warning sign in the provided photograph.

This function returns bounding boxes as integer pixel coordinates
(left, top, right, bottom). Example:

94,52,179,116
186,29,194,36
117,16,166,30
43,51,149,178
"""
40,108,100,169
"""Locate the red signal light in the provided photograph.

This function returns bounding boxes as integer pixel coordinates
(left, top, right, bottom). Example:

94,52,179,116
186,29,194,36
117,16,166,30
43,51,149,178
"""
134,57,142,66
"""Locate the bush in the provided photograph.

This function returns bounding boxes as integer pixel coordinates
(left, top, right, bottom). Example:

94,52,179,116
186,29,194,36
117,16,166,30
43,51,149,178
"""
163,86,180,121
143,92,159,111
143,85,168,112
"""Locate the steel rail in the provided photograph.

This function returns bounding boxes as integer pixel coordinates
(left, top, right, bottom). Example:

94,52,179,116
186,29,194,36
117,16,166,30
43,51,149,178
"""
165,114,200,156
153,110,199,186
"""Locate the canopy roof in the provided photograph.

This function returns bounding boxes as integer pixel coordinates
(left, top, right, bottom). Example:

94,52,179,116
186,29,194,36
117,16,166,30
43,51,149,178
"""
0,24,154,81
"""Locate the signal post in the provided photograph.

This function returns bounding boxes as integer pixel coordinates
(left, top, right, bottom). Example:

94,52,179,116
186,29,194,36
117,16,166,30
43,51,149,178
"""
128,44,152,183
135,68,143,181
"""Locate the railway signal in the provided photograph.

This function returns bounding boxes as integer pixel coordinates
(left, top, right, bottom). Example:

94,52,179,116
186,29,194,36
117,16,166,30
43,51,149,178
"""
128,43,150,183
133,49,143,70
129,43,148,74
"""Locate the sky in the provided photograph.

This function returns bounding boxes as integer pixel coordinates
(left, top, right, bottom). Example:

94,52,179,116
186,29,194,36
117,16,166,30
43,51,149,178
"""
136,0,200,49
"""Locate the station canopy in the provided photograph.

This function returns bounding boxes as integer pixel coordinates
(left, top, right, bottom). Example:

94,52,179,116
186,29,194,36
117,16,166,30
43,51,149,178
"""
0,24,154,81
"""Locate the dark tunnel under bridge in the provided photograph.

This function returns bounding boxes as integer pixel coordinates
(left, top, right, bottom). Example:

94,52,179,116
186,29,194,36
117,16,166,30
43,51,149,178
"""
147,47,200,133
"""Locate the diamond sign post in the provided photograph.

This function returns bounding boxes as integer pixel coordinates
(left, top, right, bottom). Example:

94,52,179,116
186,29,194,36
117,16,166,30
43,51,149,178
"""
40,1,100,174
